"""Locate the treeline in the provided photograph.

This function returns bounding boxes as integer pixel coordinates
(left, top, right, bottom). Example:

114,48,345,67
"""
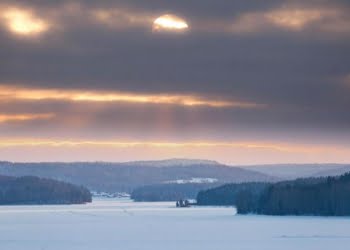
131,183,220,202
0,175,92,205
197,173,350,216
197,182,268,206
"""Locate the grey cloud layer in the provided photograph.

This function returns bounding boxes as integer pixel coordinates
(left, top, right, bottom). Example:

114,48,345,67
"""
1,0,350,142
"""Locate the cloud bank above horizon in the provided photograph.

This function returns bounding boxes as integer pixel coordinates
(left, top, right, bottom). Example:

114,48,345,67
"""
1,0,350,164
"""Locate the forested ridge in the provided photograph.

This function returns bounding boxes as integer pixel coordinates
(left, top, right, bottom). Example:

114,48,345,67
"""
0,161,274,193
197,173,350,216
197,182,268,206
0,175,92,205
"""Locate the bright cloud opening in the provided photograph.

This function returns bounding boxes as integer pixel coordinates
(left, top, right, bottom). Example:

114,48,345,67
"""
2,8,48,35
153,14,189,31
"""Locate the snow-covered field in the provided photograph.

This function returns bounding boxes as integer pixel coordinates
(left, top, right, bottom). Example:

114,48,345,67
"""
1,199,350,250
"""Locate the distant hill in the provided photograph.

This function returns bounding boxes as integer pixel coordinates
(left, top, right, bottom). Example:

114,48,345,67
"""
312,165,350,178
243,164,350,179
0,175,91,205
122,159,219,167
0,160,276,193
131,183,221,202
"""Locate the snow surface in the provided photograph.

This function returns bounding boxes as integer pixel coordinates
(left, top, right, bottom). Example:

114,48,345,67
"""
164,177,218,184
91,191,130,198
0,199,350,250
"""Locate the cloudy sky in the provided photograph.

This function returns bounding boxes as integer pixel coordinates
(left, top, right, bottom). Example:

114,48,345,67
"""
0,0,350,164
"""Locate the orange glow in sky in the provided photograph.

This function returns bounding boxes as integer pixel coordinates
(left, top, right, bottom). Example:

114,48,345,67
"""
0,113,54,123
0,139,307,151
0,139,349,164
0,85,262,108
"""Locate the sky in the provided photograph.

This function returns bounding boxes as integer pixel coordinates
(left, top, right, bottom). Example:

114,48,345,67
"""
0,0,350,164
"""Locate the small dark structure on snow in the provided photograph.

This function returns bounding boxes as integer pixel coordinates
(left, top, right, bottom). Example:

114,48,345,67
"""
176,199,190,208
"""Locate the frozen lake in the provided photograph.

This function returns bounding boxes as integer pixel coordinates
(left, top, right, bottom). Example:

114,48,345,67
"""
1,199,350,250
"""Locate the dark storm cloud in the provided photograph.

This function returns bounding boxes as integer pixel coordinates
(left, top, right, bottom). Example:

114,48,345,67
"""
1,0,350,143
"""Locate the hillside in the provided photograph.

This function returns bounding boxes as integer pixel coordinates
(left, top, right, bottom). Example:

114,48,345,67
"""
197,182,268,206
197,173,350,216
243,164,350,179
0,160,276,193
131,182,220,201
0,175,91,205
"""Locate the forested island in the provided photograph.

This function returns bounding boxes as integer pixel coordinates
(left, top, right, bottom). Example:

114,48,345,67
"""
0,175,92,205
197,173,350,216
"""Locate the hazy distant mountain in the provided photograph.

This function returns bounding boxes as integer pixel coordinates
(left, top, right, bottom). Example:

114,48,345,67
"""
0,160,275,193
312,165,350,178
243,164,350,180
122,159,219,167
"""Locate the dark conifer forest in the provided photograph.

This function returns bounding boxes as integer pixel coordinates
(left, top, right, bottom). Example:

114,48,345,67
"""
0,175,92,205
197,173,350,216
